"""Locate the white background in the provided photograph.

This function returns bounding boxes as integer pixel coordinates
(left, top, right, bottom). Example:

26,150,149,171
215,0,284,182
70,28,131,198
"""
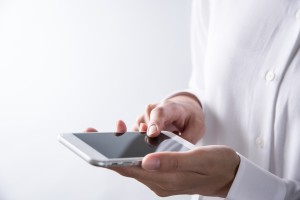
0,0,192,199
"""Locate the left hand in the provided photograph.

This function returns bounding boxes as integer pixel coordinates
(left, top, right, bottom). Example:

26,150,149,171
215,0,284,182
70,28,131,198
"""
86,121,240,198
113,144,240,198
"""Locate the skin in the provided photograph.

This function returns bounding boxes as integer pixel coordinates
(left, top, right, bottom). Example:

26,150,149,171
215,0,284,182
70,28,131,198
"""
86,94,240,198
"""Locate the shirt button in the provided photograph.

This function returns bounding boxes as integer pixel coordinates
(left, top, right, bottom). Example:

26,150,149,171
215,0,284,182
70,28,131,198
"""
265,71,275,81
296,9,300,19
255,136,264,148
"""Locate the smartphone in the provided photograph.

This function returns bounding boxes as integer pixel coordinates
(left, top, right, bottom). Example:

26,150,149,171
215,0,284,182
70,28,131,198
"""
58,131,195,167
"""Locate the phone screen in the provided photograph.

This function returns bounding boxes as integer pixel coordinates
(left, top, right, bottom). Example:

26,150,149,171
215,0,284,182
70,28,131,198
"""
74,132,189,159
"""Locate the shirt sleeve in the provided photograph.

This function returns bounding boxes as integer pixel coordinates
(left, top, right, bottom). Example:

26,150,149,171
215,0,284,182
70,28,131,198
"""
226,154,300,200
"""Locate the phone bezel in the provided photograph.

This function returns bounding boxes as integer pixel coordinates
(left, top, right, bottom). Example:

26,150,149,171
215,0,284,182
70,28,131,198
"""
58,131,195,167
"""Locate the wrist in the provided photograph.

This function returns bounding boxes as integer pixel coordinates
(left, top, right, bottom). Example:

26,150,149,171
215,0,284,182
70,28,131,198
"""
219,151,241,198
166,91,203,109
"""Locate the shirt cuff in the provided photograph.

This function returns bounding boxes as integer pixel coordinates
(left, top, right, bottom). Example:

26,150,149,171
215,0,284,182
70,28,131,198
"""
226,153,286,200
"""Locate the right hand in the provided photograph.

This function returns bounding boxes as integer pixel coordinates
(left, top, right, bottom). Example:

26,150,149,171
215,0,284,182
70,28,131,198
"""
133,94,205,144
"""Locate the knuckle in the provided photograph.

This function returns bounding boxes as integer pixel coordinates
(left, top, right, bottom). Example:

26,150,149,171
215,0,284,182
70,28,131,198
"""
146,103,158,117
145,103,155,111
154,189,170,197
170,158,179,171
152,106,165,118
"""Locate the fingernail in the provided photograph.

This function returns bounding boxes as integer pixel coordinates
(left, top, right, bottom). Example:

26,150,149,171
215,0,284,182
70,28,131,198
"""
147,125,157,137
143,158,160,171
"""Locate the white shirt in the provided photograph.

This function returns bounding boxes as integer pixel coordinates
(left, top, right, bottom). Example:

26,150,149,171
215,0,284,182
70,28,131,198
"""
188,0,300,199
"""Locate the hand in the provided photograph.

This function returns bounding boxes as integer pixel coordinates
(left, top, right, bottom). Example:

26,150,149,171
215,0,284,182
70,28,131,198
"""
86,122,240,198
112,144,240,198
133,94,205,144
85,94,237,197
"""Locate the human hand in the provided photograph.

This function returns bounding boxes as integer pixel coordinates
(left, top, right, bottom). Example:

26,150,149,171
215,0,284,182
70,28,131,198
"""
111,144,240,198
85,122,239,198
133,94,204,144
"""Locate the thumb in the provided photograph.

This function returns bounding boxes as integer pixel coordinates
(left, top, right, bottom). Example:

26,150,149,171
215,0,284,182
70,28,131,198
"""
142,152,192,172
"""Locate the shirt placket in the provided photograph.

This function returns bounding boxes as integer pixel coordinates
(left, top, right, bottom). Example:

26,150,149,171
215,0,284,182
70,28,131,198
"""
248,2,300,170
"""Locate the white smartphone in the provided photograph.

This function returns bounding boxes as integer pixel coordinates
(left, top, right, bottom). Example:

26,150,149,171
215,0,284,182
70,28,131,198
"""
58,131,195,167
